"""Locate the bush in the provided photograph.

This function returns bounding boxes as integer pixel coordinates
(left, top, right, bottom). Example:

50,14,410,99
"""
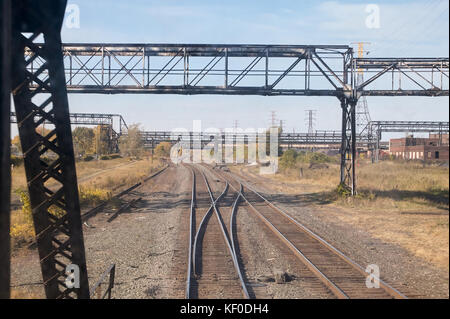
83,155,94,162
100,155,111,160
336,183,351,197
308,152,333,164
14,188,65,219
279,149,298,170
154,142,172,158
280,150,335,170
78,187,111,207
14,189,32,224
11,155,23,167
109,154,122,159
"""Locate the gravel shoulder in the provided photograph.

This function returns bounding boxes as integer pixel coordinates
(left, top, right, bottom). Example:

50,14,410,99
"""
10,164,191,299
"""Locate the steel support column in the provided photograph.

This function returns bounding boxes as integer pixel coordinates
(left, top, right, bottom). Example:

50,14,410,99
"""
10,0,89,299
375,127,381,163
0,0,12,299
340,97,357,195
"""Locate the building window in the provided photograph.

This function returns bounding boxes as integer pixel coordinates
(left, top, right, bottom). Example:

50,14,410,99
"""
435,151,440,159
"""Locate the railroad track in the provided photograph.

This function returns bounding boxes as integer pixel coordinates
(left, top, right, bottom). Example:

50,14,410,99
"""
81,164,168,221
185,165,249,299
204,164,407,299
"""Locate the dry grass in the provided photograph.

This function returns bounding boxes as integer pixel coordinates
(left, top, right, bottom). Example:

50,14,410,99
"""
10,288,42,299
233,159,449,270
275,160,449,211
79,158,163,193
10,209,35,249
11,156,134,192
10,157,164,250
319,206,449,270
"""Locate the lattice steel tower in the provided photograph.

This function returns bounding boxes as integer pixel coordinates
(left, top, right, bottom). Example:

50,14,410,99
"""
305,109,317,135
354,43,372,138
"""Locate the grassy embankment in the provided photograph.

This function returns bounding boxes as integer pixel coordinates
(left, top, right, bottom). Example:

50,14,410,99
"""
235,149,449,269
272,149,448,211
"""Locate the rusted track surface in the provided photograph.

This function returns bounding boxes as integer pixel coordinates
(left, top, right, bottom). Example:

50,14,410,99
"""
185,165,248,299
89,263,116,299
206,165,407,299
106,197,142,223
81,165,168,221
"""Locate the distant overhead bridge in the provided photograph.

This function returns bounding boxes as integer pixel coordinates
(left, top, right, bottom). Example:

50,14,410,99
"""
10,111,447,151
10,111,128,134
139,130,371,149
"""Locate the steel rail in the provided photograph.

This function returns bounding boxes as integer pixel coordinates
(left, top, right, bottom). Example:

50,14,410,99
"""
207,167,348,299
245,180,406,299
185,166,195,299
191,167,228,277
227,169,407,299
197,166,250,299
229,183,243,273
89,263,116,299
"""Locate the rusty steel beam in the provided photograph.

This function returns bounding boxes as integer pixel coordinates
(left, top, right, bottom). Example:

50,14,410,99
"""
10,111,128,134
26,44,353,96
355,58,449,96
23,43,449,97
10,0,90,299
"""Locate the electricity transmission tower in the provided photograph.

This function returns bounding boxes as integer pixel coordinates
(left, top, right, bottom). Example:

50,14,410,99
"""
305,109,317,135
233,120,239,131
353,42,372,137
269,111,278,128
279,120,285,133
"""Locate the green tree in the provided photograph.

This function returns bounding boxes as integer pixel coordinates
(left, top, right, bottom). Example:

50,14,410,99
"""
279,149,298,170
94,125,112,155
119,124,144,157
72,127,95,156
11,126,56,155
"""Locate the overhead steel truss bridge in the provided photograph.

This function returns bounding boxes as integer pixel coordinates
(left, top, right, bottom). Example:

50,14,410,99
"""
25,43,449,97
1,0,448,300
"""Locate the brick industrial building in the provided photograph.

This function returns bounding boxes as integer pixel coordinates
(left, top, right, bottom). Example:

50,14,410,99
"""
389,134,449,161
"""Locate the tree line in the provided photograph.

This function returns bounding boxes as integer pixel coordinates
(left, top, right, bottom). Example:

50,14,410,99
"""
11,124,148,159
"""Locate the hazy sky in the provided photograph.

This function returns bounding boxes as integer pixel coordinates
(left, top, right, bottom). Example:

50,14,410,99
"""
12,0,450,139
